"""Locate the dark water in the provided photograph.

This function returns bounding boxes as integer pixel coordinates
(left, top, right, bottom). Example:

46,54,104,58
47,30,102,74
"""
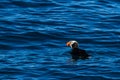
0,0,120,80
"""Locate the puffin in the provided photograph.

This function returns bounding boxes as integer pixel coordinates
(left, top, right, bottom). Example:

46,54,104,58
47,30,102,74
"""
66,40,90,61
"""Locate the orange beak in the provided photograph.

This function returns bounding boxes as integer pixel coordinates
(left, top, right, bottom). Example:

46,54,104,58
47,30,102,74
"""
66,41,71,47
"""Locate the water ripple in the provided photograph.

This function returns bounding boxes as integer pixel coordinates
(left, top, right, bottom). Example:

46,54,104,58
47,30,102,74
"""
0,0,120,80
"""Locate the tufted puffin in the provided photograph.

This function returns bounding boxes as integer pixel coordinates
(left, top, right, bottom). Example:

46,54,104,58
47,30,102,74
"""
66,40,90,61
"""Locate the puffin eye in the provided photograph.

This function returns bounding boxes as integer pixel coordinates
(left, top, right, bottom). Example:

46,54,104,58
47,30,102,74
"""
72,43,78,48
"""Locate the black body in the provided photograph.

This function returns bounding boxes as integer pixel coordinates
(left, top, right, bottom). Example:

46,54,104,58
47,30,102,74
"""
70,48,90,61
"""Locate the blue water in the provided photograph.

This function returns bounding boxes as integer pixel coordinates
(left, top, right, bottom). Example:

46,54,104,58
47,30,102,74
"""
0,0,120,80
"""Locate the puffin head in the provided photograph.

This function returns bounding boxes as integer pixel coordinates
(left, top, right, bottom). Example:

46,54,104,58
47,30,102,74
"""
66,40,79,49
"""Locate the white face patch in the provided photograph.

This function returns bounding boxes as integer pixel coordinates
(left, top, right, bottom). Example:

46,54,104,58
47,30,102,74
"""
70,41,78,48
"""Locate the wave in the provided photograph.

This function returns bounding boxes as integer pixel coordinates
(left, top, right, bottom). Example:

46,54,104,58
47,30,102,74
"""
0,68,23,75
10,0,60,8
0,0,120,80
0,31,65,49
0,1,12,8
0,44,13,50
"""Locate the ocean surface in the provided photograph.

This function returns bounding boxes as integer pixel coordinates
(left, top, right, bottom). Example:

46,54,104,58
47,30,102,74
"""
0,0,120,80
